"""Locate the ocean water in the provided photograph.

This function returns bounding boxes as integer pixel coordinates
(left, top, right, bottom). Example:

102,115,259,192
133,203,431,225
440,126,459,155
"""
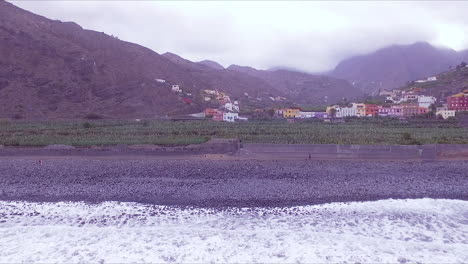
0,198,467,263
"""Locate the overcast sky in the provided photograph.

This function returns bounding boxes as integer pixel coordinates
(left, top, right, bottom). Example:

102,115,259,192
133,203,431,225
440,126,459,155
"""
11,1,468,72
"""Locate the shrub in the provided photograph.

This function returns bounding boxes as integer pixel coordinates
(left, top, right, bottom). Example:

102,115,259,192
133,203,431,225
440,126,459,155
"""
12,114,23,120
85,113,103,120
402,132,412,141
83,122,92,128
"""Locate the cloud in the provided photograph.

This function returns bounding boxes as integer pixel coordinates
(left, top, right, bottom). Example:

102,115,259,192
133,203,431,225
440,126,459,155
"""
10,0,468,72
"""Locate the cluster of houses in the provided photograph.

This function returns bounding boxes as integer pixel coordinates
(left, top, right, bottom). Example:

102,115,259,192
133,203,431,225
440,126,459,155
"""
439,89,468,119
202,90,248,122
164,79,467,122
273,102,430,120
274,90,468,120
204,108,248,122
203,90,240,112
382,88,468,119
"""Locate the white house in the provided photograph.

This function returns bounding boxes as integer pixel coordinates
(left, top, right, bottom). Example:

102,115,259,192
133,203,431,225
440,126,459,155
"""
436,104,448,112
224,103,234,112
204,89,217,95
171,85,181,93
233,101,240,112
427,76,437,81
417,95,436,108
436,110,456,119
223,112,238,122
298,111,314,118
401,93,418,102
336,106,357,118
155,79,166,83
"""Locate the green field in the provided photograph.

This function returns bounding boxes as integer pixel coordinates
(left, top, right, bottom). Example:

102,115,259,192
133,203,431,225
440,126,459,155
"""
0,118,467,146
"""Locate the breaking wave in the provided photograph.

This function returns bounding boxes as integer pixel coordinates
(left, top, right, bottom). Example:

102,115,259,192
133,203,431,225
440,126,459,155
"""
1,198,467,263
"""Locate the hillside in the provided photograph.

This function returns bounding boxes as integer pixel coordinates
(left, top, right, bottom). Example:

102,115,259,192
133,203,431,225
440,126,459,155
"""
0,0,362,119
331,42,467,93
227,65,361,105
399,63,468,100
162,53,291,108
0,0,214,119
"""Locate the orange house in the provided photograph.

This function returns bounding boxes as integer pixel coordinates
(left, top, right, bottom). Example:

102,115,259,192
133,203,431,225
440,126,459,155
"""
364,104,378,116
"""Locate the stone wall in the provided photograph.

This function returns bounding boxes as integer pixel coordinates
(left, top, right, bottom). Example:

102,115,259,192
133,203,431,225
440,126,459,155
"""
241,143,468,160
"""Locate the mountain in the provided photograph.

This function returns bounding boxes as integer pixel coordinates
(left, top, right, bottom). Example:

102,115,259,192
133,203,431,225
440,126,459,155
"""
0,0,360,119
197,60,224,70
227,65,361,105
0,0,213,119
267,66,305,73
331,42,466,93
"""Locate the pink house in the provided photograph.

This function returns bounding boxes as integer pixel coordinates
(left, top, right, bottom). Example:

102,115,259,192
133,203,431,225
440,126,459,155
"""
378,106,402,116
212,112,224,121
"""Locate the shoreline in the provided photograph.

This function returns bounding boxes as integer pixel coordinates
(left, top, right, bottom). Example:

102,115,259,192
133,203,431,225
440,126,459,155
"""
1,158,467,207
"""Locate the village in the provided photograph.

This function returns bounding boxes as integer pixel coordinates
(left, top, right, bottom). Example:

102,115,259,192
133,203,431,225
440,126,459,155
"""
164,78,468,123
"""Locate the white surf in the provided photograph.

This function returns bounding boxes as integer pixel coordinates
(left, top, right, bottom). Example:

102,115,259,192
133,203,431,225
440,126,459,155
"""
0,198,467,263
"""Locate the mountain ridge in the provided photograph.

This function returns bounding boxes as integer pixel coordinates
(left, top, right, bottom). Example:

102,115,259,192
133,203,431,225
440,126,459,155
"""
330,41,467,93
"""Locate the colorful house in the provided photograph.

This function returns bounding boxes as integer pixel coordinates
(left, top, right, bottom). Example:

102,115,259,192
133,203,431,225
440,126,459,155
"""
353,103,366,117
205,108,220,117
283,109,301,118
364,104,378,117
398,103,427,116
212,112,224,121
447,90,468,111
313,112,328,119
378,106,402,116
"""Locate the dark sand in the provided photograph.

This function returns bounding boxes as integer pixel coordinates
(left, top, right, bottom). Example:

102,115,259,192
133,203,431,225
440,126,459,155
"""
0,158,467,207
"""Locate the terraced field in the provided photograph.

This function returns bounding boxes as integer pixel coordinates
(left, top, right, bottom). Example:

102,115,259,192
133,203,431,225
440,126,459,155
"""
0,118,467,146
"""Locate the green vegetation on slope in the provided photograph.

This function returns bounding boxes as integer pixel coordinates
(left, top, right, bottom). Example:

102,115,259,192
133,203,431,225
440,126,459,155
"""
0,118,467,146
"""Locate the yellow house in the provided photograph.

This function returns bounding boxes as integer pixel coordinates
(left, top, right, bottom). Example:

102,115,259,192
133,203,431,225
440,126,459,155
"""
354,103,366,117
283,109,300,118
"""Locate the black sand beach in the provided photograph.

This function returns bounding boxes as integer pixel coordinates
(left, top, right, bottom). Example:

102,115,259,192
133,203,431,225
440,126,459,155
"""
1,158,467,207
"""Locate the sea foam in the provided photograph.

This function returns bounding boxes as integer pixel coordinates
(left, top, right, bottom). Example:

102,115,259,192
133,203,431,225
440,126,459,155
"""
0,198,467,263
